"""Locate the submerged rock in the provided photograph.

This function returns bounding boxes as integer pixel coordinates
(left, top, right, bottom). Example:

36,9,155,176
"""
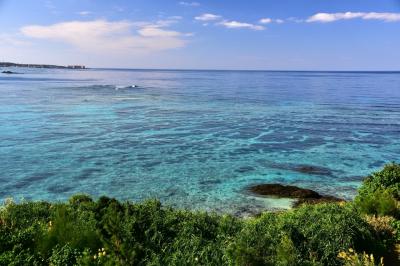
2,70,18,74
261,161,335,176
249,183,320,198
248,183,344,207
235,166,256,173
293,165,332,175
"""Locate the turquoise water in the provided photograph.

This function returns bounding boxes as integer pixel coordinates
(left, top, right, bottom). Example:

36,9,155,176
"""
1,68,399,215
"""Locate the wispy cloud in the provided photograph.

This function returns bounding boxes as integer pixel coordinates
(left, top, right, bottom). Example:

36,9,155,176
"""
259,18,285,24
113,6,125,12
138,27,181,37
218,20,265,31
168,16,183,20
0,33,31,46
307,12,400,23
44,0,58,14
20,19,190,54
179,2,200,7
195,13,265,30
259,18,272,24
77,11,92,16
195,13,221,21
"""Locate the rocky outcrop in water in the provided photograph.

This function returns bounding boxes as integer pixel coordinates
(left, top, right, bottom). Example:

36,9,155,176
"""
2,71,18,74
248,183,344,207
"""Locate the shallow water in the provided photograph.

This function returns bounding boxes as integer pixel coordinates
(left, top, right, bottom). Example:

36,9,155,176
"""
0,68,399,214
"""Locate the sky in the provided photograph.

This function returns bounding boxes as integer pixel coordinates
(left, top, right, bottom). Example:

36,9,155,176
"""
0,0,400,70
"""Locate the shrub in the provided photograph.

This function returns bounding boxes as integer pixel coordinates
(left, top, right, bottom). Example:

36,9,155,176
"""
354,188,399,217
338,249,384,266
69,194,93,207
49,244,80,266
94,199,242,265
358,162,400,199
390,219,400,242
230,203,379,266
0,200,49,265
38,204,100,257
0,188,396,265
279,204,379,265
354,163,400,218
0,200,51,229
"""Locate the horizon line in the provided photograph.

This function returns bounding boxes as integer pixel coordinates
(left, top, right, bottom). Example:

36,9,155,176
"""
92,67,400,73
2,62,399,72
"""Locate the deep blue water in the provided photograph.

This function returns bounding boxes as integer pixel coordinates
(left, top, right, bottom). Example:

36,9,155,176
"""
0,68,399,215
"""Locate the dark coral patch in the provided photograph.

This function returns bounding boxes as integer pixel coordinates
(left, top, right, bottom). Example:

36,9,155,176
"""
248,183,344,207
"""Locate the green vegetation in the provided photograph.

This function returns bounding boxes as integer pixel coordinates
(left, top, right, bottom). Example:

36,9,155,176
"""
1,163,399,265
355,163,400,218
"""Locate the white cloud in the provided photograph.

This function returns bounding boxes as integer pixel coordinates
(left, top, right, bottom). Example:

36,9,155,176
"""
77,11,92,16
195,13,265,31
168,16,183,20
259,18,272,24
179,2,200,7
219,20,265,31
259,18,286,24
361,12,400,21
195,13,221,21
20,20,189,54
0,34,31,46
307,12,400,23
138,27,181,37
287,17,304,23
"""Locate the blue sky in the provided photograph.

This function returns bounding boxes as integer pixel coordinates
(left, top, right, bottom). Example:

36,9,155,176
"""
0,0,399,70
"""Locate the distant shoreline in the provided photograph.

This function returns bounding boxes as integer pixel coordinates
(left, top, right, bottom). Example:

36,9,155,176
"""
0,62,86,69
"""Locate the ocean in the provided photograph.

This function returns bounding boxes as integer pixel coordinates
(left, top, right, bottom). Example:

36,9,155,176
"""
1,68,399,215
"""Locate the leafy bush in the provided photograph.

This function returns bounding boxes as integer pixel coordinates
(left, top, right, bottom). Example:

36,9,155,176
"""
0,200,51,229
0,163,399,266
355,188,399,217
49,244,80,266
38,204,100,257
0,198,393,266
69,194,93,207
337,249,384,266
94,198,242,265
390,219,400,242
355,163,400,217
358,162,400,199
229,203,380,266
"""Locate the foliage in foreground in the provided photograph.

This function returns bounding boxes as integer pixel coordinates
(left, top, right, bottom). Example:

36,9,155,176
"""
355,163,400,218
0,163,399,265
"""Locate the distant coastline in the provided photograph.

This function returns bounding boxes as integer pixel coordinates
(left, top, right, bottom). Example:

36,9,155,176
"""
0,62,86,69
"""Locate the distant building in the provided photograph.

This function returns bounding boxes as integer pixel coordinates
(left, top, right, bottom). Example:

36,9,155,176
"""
67,65,86,69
